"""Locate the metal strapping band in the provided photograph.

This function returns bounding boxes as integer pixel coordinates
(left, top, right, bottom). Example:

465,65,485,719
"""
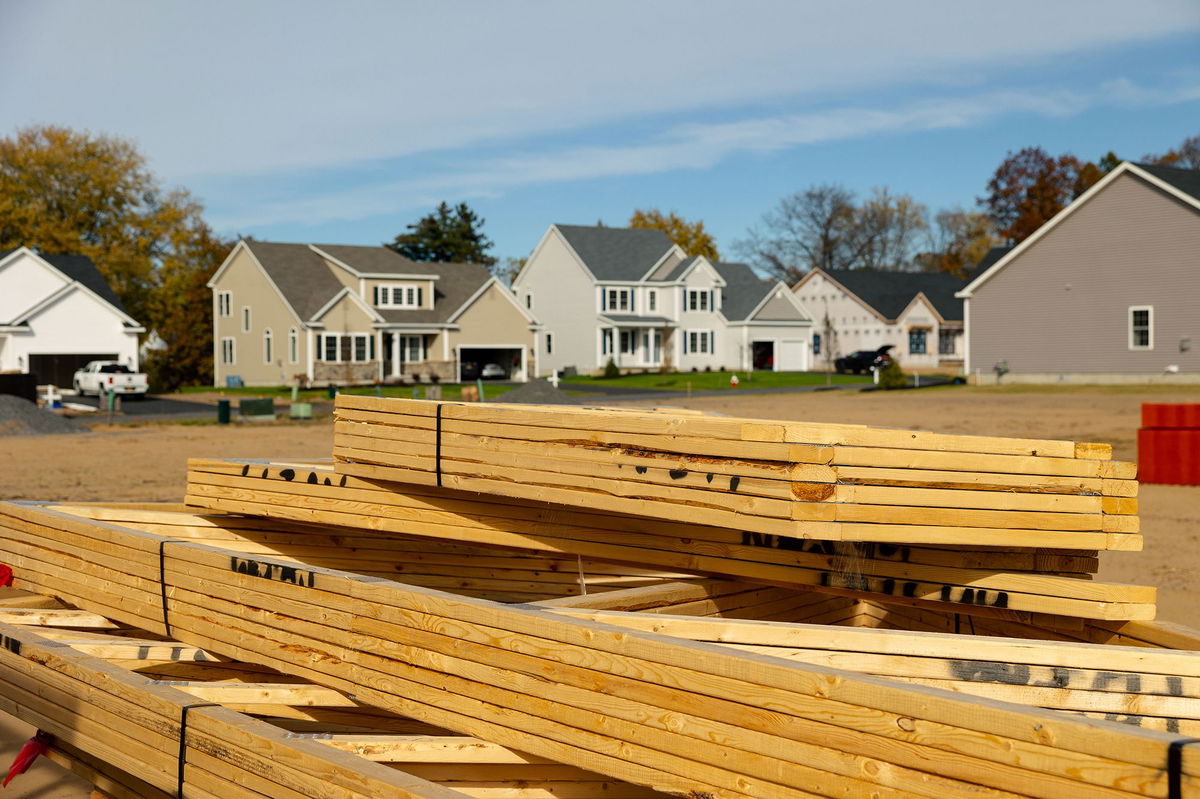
435,404,444,487
177,702,218,797
1169,737,1200,799
158,539,170,636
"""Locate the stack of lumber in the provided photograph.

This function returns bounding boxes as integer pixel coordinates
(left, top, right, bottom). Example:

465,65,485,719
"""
0,588,665,799
186,456,1155,621
0,501,1197,799
331,396,1139,548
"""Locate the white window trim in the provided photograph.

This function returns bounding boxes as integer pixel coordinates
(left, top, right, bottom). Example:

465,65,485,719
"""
217,291,231,318
317,333,376,363
647,289,657,313
1129,305,1154,350
241,306,251,333
263,328,273,365
220,337,235,366
375,284,425,308
288,328,299,364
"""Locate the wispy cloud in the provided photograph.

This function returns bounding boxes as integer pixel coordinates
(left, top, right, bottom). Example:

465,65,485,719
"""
209,80,1195,230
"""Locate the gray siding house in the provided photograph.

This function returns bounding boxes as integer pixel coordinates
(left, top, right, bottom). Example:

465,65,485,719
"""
958,162,1200,384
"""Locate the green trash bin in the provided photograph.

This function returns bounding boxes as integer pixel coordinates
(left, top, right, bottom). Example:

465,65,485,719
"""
216,399,231,424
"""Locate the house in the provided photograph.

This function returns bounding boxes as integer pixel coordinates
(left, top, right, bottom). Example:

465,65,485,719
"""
511,224,812,375
0,247,144,387
957,162,1200,384
791,263,995,371
208,241,538,387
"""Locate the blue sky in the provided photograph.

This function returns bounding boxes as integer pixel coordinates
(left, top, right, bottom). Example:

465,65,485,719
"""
2,1,1198,266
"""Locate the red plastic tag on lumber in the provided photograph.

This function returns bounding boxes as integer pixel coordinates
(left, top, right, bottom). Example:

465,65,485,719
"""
0,564,11,587
3,730,51,787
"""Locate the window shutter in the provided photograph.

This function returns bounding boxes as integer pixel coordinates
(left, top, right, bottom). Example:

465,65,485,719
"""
370,335,376,360
709,330,715,353
630,291,636,313
417,287,423,307
683,331,689,355
709,290,714,311
373,286,379,305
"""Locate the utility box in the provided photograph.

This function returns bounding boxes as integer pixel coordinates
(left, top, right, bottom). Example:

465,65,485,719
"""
238,397,276,422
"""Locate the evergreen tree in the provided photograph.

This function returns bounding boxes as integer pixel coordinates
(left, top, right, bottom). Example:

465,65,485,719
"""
387,202,496,266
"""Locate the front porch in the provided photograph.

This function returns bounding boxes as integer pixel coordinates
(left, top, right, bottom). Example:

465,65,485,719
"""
600,316,674,371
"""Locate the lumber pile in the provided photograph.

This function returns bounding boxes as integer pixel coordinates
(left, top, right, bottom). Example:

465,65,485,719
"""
186,456,1155,620
331,396,1139,548
0,501,1198,799
0,587,666,799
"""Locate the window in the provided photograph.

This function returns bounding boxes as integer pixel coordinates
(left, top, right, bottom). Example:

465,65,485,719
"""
220,337,235,365
604,288,632,312
241,307,251,333
526,293,533,310
648,290,657,312
619,330,637,355
813,333,821,355
400,335,423,362
686,330,710,354
545,332,553,354
217,291,231,317
601,329,613,355
288,328,299,363
1130,306,1153,350
938,329,956,356
909,328,927,355
263,329,273,364
317,334,375,362
374,285,424,308
687,290,710,312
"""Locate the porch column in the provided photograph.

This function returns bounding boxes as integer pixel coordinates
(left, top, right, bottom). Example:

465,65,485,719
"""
391,333,400,377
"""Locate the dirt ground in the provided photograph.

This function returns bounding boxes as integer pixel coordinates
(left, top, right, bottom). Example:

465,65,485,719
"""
0,384,1197,796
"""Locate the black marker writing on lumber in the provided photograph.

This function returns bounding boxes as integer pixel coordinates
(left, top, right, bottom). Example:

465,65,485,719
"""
230,557,316,587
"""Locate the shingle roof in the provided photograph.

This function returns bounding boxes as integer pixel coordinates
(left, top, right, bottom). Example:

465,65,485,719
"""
713,262,774,321
555,225,674,281
375,262,492,324
1135,162,1200,204
963,246,1013,282
311,244,434,275
0,248,130,317
822,269,969,322
244,241,347,321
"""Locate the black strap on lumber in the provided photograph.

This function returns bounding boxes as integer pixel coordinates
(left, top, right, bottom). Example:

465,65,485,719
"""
158,539,183,637
1169,737,1200,799
177,702,218,798
435,403,444,487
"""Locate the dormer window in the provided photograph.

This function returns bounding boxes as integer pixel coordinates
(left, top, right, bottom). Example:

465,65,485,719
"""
374,284,424,308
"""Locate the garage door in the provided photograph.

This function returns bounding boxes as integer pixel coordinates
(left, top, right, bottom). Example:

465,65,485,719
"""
457,346,527,383
28,353,118,387
776,340,808,372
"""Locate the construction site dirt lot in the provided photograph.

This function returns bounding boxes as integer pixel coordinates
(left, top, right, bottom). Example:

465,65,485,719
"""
0,384,1196,797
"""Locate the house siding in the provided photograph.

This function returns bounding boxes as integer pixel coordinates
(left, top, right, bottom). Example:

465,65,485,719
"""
513,231,600,375
211,247,305,387
968,172,1200,378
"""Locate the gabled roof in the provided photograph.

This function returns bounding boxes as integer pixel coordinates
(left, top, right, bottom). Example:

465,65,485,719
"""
310,244,439,277
244,241,347,321
375,262,492,325
0,248,129,316
713,262,774,321
958,161,1200,298
554,225,675,282
817,269,968,322
963,246,1013,281
1135,162,1200,203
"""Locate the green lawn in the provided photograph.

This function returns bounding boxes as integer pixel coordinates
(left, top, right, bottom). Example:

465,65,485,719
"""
560,370,872,392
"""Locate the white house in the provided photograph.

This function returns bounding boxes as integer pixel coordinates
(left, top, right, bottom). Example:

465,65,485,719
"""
512,224,812,375
0,248,143,386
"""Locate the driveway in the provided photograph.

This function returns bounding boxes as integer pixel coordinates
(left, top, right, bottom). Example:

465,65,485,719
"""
65,393,216,423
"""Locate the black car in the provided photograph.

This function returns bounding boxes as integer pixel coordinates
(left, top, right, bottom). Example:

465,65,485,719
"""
834,345,894,375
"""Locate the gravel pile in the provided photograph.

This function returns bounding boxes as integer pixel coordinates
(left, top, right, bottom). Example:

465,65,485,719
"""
495,379,582,406
0,394,82,436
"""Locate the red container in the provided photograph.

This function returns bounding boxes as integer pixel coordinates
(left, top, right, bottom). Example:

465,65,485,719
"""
1138,427,1200,485
1141,403,1200,430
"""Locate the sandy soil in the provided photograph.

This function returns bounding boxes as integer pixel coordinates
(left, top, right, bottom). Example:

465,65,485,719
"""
0,385,1197,796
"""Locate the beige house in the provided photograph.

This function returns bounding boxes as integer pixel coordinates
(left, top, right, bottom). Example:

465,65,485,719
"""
208,241,538,387
958,162,1200,384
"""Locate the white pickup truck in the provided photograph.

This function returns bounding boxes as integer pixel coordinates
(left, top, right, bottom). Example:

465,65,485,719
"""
72,361,149,398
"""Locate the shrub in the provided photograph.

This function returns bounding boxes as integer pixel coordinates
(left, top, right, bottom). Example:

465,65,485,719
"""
603,358,620,379
878,358,907,390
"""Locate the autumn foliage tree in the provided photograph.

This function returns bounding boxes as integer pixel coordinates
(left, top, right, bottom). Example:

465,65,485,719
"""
628,208,719,260
980,147,1109,245
1144,133,1200,170
917,208,999,278
0,125,229,389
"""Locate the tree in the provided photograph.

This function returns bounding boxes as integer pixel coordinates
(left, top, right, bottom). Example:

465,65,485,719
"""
850,188,928,271
917,208,998,277
1144,134,1200,170
980,147,1101,245
734,184,859,283
387,202,496,266
0,125,208,325
628,208,719,259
